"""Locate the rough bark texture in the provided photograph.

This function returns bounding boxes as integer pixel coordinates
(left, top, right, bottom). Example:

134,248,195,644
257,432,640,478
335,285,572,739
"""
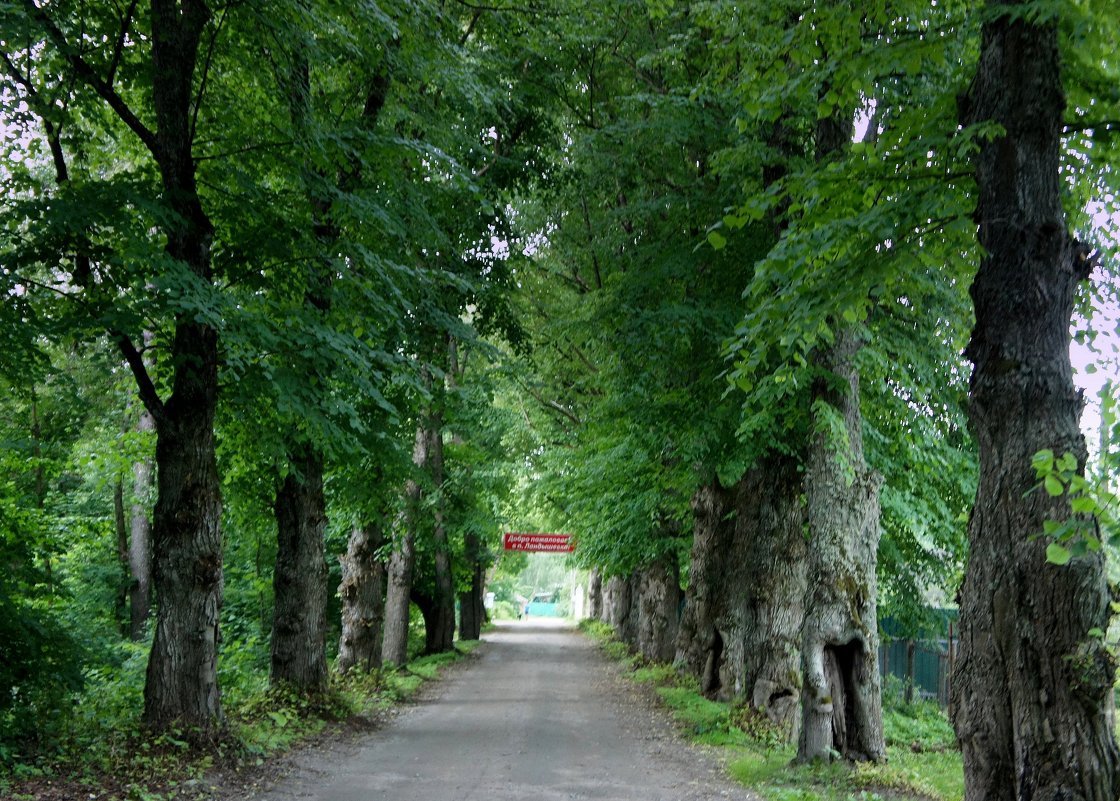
676,460,806,740
129,407,154,640
636,556,679,663
949,6,1120,798
675,482,725,689
142,0,225,732
337,522,387,673
270,447,329,690
606,574,638,647
381,424,428,668
797,327,884,764
426,421,456,653
599,577,614,624
587,570,603,621
143,323,223,729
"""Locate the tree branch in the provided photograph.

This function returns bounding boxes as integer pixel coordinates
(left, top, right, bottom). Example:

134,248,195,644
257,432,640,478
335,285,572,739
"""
21,0,159,156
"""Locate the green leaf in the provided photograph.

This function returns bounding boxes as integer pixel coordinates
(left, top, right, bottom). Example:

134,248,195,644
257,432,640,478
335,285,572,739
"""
1031,449,1055,474
707,230,727,250
1071,495,1097,514
1044,474,1064,496
1045,542,1072,565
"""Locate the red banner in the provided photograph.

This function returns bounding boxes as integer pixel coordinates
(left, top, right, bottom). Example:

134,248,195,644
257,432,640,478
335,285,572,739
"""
502,532,575,553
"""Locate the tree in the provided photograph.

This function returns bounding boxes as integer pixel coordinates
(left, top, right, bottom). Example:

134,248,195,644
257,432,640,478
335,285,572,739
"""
949,1,1120,797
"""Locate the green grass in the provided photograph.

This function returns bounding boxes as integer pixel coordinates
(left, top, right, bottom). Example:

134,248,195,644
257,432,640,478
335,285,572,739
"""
580,627,964,801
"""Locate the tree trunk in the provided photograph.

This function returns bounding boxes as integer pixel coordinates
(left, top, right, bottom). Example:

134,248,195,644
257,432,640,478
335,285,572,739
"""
607,573,638,647
726,458,806,740
599,576,614,624
143,322,224,730
337,521,387,673
587,570,602,621
139,0,225,733
381,424,428,667
949,5,1120,798
676,460,806,739
270,447,329,690
129,406,154,640
457,539,484,641
675,481,726,691
636,555,679,663
426,421,456,653
797,327,884,764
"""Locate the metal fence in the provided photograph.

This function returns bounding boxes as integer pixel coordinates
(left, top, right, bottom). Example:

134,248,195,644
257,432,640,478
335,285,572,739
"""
878,613,958,708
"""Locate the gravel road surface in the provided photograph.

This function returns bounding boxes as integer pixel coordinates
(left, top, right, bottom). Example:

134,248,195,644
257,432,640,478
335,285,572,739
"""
241,619,760,801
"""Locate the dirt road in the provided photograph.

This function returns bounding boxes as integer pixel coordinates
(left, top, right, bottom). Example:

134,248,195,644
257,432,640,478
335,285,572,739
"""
243,619,759,801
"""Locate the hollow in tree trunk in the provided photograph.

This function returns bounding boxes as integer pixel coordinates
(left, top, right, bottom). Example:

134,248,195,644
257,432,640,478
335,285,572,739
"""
950,4,1120,798
797,327,884,764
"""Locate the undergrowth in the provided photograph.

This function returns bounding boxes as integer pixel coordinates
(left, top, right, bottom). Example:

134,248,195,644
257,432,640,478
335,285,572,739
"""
0,639,477,801
582,623,964,801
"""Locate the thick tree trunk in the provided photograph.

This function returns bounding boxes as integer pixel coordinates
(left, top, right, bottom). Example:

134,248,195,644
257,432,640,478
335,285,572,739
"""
270,447,329,690
587,570,602,621
675,482,726,689
129,408,154,640
337,522,387,673
599,576,614,624
141,0,225,733
143,323,224,729
605,575,626,637
950,5,1120,798
381,519,415,668
381,424,428,667
636,555,679,663
426,421,456,653
797,327,884,764
676,461,806,738
727,459,806,739
607,573,639,647
457,541,484,641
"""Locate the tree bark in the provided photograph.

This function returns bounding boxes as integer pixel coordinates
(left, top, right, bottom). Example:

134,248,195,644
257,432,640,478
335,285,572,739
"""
607,573,638,647
136,0,225,733
950,5,1120,798
457,539,485,641
129,406,154,640
270,446,329,690
675,481,726,690
636,555,679,663
676,459,806,739
797,326,884,764
337,521,387,673
599,575,614,624
426,419,456,653
381,423,428,667
143,321,224,729
587,570,603,621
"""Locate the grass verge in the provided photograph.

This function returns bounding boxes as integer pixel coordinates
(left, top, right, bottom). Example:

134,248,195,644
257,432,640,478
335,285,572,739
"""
578,621,964,801
0,640,480,801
